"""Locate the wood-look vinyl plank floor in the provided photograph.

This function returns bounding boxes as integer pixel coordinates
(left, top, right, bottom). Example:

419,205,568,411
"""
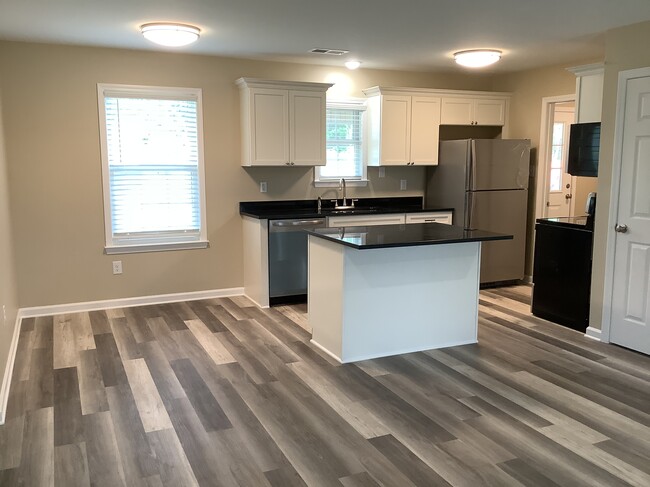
1,285,649,486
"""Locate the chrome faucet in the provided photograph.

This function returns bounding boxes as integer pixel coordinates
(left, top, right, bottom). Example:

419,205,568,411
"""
317,196,322,213
339,178,348,207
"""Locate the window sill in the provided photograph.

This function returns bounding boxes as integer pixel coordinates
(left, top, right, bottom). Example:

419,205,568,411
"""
105,240,209,255
314,179,369,188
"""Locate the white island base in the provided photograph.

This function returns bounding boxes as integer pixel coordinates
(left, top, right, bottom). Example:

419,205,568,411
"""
308,236,481,363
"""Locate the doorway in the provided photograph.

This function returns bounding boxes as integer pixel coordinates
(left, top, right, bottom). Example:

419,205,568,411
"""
601,67,650,355
537,100,577,218
545,103,575,217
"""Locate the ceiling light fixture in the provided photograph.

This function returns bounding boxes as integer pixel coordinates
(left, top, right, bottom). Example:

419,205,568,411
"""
345,61,361,70
141,23,201,47
454,49,502,68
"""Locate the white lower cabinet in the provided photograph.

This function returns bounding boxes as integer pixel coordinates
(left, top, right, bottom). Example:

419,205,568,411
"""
405,211,453,225
328,211,452,228
327,213,406,227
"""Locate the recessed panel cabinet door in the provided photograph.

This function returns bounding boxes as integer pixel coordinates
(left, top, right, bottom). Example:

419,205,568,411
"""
380,96,411,165
474,99,506,125
410,96,441,165
441,97,474,125
251,89,289,165
290,90,327,166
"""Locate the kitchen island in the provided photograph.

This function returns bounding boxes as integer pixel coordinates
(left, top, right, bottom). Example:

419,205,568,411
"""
307,223,512,363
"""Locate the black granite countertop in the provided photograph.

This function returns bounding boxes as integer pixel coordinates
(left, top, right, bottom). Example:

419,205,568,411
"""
240,197,453,220
536,216,593,231
307,223,512,250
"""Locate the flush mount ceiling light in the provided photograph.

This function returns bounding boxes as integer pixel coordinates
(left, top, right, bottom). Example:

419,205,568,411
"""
345,61,361,70
141,23,201,47
454,49,502,68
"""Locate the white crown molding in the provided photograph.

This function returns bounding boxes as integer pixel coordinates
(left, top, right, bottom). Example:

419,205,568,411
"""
362,85,512,98
235,78,333,92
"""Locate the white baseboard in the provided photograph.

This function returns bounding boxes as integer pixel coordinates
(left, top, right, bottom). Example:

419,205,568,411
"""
585,326,602,341
19,287,245,318
243,294,269,309
0,310,24,425
0,286,244,424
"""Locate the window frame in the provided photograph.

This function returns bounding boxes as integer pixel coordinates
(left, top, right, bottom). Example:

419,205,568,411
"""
314,100,368,187
97,83,208,254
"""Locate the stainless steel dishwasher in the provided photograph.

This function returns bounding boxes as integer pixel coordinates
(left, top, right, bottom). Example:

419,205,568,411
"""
268,217,326,305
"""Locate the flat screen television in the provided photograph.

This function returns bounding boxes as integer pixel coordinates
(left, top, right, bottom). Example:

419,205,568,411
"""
567,122,600,177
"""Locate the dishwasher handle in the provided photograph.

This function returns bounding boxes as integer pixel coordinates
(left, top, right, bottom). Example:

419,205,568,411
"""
271,219,325,228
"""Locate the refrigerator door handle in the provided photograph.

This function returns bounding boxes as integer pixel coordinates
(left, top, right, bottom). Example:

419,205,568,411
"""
469,139,477,190
465,192,475,229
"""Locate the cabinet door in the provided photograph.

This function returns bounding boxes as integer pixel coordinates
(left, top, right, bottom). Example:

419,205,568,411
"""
405,212,452,225
441,97,474,125
380,96,411,165
328,214,406,227
290,90,327,166
474,98,506,126
250,88,289,165
410,97,441,165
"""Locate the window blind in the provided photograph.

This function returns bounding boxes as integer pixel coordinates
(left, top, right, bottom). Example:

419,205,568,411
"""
320,107,364,179
103,94,202,244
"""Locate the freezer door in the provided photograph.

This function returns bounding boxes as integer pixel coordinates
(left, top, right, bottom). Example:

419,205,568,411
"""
470,139,530,191
467,189,528,283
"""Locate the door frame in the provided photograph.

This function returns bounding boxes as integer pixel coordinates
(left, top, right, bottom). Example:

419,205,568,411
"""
600,66,650,343
535,94,576,220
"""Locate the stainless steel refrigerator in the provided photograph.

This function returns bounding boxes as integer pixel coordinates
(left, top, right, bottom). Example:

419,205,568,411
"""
425,139,531,284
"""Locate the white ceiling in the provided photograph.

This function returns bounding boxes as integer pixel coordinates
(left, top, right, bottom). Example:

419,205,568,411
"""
2,0,650,73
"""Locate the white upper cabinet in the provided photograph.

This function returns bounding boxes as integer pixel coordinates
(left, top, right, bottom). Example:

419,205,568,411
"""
365,87,510,166
364,88,441,166
441,97,506,126
236,78,332,166
568,63,604,123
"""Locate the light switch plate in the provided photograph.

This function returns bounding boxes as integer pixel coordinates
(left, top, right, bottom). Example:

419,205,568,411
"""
400,179,407,190
260,181,268,193
378,167,385,178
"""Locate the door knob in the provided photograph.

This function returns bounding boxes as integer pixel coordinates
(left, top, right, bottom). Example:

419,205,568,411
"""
565,194,572,200
615,224,628,233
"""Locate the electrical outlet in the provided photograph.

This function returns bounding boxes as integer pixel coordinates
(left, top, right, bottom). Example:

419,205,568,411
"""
112,260,123,275
260,181,268,193
400,179,407,190
378,167,385,178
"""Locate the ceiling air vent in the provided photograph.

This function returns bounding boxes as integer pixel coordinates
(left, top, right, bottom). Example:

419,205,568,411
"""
309,48,349,56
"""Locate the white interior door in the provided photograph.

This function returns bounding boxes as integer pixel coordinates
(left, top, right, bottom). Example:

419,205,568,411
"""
610,75,650,355
546,108,575,217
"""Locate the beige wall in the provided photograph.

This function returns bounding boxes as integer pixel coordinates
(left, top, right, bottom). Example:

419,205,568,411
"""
491,64,583,275
589,20,650,331
0,93,19,415
0,41,495,307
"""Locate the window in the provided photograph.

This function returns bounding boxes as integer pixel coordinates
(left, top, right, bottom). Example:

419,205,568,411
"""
549,121,565,191
315,101,366,185
97,84,207,254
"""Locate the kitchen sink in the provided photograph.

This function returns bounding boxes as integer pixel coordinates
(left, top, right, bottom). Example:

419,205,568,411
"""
321,207,381,215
